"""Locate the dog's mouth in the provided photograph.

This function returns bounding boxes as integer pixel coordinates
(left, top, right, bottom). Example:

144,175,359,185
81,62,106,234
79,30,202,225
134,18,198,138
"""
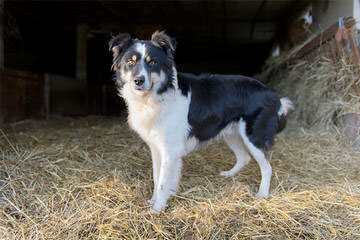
134,82,154,92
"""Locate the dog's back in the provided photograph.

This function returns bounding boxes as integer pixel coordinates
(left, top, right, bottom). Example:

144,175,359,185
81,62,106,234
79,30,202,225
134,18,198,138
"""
178,72,286,150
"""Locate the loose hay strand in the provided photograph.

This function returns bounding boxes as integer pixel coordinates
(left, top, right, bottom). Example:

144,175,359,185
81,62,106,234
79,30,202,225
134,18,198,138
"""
0,116,359,239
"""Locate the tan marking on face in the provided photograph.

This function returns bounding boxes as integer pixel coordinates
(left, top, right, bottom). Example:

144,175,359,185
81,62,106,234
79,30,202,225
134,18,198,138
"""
132,55,137,61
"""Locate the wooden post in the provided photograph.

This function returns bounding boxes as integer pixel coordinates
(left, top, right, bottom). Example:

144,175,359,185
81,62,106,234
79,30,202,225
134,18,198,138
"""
348,27,360,66
76,23,88,84
0,0,4,123
76,23,88,115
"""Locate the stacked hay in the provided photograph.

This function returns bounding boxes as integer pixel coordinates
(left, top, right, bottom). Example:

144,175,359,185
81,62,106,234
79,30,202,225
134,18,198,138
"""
269,56,360,129
256,30,360,132
0,117,359,239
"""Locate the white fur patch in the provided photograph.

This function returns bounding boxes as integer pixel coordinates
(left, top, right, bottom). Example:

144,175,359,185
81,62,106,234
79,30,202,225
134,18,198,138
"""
220,134,251,177
135,42,146,57
238,120,272,198
134,43,151,90
278,97,294,116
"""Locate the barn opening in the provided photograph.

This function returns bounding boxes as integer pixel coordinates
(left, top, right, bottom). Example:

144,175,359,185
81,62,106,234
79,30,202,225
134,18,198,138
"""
0,0,320,121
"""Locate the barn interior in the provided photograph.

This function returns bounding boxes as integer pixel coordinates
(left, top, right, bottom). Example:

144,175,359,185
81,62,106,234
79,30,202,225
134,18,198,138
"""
1,0,360,239
1,0,317,121
5,0,313,75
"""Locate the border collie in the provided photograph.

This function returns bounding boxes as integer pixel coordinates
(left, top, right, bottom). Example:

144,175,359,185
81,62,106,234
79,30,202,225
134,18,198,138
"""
109,31,294,213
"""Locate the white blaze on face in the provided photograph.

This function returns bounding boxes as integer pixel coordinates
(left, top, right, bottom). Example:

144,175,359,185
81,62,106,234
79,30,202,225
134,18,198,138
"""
135,43,151,90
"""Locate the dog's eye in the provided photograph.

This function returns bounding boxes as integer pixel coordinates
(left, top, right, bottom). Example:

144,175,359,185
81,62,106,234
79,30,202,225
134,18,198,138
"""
128,60,135,66
148,60,157,66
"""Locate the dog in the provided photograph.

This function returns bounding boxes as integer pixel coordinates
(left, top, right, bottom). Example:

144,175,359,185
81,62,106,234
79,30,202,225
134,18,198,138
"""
109,31,294,213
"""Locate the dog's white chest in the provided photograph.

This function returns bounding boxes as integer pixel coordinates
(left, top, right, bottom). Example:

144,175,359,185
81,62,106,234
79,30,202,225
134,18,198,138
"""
127,102,159,140
126,91,191,147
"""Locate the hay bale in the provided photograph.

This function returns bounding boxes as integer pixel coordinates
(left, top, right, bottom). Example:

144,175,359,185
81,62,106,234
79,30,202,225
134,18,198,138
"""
263,55,360,131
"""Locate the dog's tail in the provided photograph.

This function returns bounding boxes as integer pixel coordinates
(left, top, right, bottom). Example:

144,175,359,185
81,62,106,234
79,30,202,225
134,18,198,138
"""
277,97,294,133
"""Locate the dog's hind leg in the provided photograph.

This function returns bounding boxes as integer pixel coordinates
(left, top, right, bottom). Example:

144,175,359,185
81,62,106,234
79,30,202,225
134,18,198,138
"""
238,121,272,198
220,134,251,177
147,145,161,206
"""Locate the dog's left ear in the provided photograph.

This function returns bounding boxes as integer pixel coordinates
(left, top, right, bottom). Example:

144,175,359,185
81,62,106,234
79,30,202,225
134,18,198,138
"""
151,31,177,56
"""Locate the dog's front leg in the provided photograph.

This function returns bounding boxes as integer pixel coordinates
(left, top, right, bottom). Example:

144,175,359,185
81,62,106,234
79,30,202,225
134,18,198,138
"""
147,145,161,206
151,152,182,213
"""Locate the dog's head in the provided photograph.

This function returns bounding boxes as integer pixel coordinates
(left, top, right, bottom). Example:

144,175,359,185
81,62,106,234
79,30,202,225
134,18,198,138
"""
109,31,177,96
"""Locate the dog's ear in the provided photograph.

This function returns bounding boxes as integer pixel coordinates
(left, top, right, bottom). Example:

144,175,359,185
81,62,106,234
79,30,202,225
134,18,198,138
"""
109,33,132,70
151,31,176,56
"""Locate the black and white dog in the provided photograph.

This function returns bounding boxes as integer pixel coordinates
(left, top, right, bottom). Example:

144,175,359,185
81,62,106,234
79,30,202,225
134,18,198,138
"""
109,31,293,213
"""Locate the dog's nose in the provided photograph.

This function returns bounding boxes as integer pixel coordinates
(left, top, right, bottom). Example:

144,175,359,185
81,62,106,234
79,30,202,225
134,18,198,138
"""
134,77,145,86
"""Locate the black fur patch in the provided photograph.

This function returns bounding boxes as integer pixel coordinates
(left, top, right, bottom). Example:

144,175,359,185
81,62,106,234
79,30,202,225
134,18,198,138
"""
178,73,282,150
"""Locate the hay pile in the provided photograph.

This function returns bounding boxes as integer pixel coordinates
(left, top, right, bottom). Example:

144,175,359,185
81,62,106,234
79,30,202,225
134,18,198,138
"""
266,55,360,129
256,25,360,130
0,116,359,239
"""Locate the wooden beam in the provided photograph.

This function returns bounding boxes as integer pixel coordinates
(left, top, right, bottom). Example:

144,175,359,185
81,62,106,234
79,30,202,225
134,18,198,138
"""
201,0,209,16
222,0,227,45
250,0,267,44
76,23,88,84
296,17,356,60
96,0,133,33
296,22,338,59
0,0,4,123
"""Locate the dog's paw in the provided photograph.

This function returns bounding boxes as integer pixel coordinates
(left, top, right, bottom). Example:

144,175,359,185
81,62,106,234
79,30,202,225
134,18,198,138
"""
255,191,269,199
146,198,155,206
149,207,161,215
220,170,235,177
151,202,166,214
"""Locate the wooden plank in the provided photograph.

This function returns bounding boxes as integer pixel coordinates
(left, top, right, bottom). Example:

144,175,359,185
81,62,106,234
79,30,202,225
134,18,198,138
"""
47,74,86,117
335,37,343,59
250,0,267,43
348,27,360,66
2,68,44,123
76,23,88,84
296,22,339,60
296,17,356,61
329,39,337,62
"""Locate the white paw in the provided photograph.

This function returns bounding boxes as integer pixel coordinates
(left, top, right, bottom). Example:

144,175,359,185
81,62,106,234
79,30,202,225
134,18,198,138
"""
220,170,235,177
147,198,155,206
150,205,165,214
151,202,166,214
255,191,269,198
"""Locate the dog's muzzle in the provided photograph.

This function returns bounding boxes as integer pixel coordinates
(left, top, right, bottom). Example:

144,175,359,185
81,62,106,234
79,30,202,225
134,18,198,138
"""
134,76,146,90
134,76,145,86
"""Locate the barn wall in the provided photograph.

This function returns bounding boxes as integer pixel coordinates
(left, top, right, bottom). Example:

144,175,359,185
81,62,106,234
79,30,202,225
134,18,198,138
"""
44,74,86,117
312,0,354,33
354,0,360,29
0,69,123,123
1,68,44,122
